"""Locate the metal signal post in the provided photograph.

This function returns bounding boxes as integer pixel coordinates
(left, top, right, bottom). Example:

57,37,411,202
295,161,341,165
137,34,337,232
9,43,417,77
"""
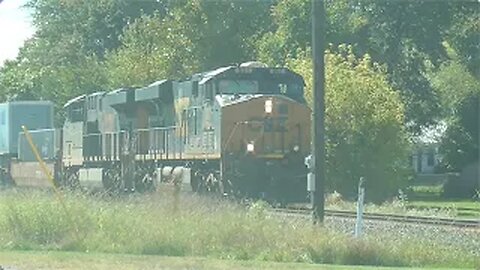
312,0,326,223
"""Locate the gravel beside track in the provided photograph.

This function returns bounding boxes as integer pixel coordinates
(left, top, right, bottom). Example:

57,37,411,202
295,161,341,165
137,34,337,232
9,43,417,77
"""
324,216,480,258
269,208,480,258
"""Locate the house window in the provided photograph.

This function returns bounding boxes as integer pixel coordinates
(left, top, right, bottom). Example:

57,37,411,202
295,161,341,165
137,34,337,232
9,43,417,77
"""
427,151,435,166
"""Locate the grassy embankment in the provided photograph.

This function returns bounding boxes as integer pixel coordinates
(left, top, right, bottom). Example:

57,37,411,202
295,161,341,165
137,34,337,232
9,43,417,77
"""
0,250,471,270
0,190,477,269
324,182,480,218
326,193,480,218
408,182,480,218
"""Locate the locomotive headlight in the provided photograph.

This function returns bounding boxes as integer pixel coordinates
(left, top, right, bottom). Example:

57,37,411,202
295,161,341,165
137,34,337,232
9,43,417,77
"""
265,99,273,114
246,142,255,152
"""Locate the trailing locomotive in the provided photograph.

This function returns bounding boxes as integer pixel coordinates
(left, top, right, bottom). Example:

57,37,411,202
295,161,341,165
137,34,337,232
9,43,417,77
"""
8,63,311,203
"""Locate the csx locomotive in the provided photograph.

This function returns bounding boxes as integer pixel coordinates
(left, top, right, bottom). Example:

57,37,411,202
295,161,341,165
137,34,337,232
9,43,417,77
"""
5,62,311,203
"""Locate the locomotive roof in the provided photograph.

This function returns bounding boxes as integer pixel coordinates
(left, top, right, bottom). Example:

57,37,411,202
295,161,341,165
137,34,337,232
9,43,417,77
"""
197,66,304,85
136,80,173,102
0,100,53,106
148,79,169,87
63,94,86,108
215,94,299,108
198,66,235,84
108,87,132,94
64,91,104,108
104,87,136,107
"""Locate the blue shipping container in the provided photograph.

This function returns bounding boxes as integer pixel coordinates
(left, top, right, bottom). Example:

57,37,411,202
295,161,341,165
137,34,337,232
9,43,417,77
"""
0,101,54,155
18,128,60,162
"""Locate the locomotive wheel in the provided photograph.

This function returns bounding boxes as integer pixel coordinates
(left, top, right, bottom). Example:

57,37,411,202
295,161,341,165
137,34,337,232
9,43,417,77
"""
134,166,155,193
0,167,14,187
191,169,202,192
63,168,80,190
103,165,122,193
205,172,222,194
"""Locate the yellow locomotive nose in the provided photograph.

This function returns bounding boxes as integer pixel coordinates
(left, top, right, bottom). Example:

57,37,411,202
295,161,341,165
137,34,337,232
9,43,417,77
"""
221,95,311,158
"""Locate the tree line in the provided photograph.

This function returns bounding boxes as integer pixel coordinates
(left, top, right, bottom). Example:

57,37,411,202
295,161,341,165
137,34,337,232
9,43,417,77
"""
0,0,478,200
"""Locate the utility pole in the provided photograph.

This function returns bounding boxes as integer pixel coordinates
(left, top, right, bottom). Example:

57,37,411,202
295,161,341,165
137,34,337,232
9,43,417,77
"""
312,0,326,223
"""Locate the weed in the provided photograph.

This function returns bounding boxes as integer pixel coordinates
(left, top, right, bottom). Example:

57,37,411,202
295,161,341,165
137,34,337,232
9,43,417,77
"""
0,189,476,268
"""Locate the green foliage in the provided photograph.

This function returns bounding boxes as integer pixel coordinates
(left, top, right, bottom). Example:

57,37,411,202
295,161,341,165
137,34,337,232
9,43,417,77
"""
439,93,479,172
288,46,409,201
446,3,480,78
0,40,109,123
107,0,273,88
0,0,476,132
26,0,167,59
430,60,480,172
0,0,165,113
105,11,199,88
257,0,479,131
256,0,311,66
0,191,476,268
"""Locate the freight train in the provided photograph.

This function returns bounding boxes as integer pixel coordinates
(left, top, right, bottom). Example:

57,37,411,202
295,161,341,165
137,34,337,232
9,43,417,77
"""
2,62,311,203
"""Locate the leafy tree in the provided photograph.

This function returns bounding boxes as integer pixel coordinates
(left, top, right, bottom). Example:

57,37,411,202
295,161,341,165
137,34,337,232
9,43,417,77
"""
26,0,168,59
107,0,274,88
193,0,275,69
431,60,480,172
288,46,409,201
0,38,108,124
0,0,165,111
440,93,479,172
446,2,480,78
257,0,476,131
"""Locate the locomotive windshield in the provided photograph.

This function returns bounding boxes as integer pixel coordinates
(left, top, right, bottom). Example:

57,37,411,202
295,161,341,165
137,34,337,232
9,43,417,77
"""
218,80,259,94
261,81,303,99
217,78,304,102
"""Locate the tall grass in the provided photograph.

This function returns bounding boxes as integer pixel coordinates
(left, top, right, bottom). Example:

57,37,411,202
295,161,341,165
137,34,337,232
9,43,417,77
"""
0,189,476,268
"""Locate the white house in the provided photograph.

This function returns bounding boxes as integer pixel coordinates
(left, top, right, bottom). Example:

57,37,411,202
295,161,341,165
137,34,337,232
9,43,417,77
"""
411,122,446,174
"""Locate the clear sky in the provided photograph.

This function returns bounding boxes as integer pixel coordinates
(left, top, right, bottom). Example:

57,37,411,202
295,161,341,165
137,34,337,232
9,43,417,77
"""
0,0,35,66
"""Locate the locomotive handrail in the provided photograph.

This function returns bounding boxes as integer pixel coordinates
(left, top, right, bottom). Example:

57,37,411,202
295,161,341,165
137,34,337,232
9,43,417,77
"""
19,128,56,133
133,126,180,158
135,126,177,132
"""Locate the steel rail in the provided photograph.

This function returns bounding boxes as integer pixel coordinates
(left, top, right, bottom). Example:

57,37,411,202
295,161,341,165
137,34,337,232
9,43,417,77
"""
269,208,480,229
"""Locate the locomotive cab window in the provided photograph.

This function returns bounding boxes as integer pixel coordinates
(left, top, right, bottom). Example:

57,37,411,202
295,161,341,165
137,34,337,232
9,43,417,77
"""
287,83,303,98
0,111,5,125
194,108,198,135
192,81,199,97
68,105,84,122
219,80,258,94
205,83,214,101
187,108,199,137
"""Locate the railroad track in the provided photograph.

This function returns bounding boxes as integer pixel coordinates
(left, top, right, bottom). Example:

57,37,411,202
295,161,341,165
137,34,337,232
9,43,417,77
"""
270,207,480,229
